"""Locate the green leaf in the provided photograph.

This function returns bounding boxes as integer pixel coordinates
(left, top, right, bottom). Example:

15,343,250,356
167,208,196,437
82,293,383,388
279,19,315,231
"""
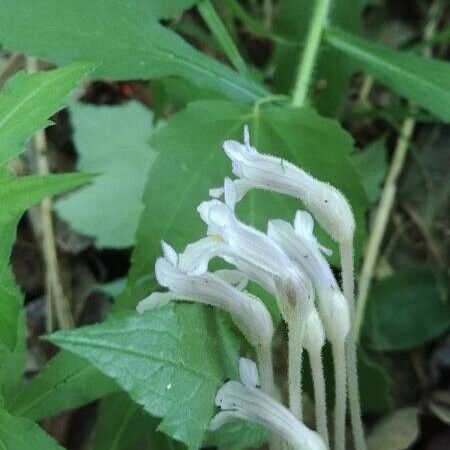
92,393,156,450
358,350,393,414
9,351,117,421
0,408,65,449
49,305,224,450
0,267,26,405
0,173,94,278
0,62,95,166
364,270,450,351
0,266,22,352
205,419,267,450
326,27,450,121
55,102,156,248
93,392,185,450
197,0,247,75
120,100,367,307
351,138,387,202
0,0,267,102
367,407,420,450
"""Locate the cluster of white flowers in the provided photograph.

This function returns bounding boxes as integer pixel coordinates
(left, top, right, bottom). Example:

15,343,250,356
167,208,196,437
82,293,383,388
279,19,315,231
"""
137,127,365,450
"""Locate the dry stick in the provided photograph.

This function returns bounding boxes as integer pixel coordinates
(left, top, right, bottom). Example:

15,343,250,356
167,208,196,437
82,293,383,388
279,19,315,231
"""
355,1,442,340
26,57,74,332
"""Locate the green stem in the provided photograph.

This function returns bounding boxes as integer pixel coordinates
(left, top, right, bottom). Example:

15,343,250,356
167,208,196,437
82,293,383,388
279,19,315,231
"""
291,0,331,107
198,0,248,75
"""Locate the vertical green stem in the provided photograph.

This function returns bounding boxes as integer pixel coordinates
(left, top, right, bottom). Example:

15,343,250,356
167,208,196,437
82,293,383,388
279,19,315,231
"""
291,0,331,107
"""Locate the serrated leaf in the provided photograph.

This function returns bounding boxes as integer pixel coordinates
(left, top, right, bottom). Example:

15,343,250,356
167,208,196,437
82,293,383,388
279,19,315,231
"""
9,351,117,421
367,408,420,450
49,305,223,450
120,100,367,307
364,270,450,351
0,62,95,166
0,173,94,278
0,0,267,102
55,102,156,248
326,27,450,121
0,408,65,449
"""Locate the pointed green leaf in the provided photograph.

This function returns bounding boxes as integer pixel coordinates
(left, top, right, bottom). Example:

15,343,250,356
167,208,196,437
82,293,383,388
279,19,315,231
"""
0,62,95,166
0,173,94,277
49,305,224,450
326,27,450,121
0,408,65,449
0,0,267,102
9,351,117,421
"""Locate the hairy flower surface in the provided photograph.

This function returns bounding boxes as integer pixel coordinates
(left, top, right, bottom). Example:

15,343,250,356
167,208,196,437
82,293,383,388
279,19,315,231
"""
217,126,355,243
137,242,273,351
268,211,350,343
197,180,314,322
211,358,327,450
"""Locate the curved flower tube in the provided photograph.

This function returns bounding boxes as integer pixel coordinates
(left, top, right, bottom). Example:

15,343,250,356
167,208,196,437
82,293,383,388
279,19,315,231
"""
136,241,275,395
216,126,354,243
267,211,349,344
211,358,327,450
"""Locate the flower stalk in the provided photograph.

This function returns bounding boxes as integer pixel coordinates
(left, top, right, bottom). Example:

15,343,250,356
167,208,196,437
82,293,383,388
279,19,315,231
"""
291,0,332,107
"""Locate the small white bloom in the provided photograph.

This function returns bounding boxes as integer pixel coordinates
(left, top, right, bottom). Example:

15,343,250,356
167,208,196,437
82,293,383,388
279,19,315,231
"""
219,126,355,243
197,180,314,322
136,242,273,351
268,211,350,343
179,236,276,295
210,358,327,450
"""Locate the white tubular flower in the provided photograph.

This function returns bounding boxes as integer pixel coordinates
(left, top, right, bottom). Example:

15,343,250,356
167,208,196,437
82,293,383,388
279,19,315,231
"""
210,358,327,450
197,180,314,322
267,212,350,343
220,126,354,243
179,236,276,295
136,242,273,352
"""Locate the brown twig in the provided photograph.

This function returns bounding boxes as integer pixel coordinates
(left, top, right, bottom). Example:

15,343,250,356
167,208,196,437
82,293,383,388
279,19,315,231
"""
26,57,74,331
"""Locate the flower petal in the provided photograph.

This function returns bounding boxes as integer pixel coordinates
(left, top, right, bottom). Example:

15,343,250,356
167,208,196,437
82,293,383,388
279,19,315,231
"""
239,357,261,388
136,292,175,314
